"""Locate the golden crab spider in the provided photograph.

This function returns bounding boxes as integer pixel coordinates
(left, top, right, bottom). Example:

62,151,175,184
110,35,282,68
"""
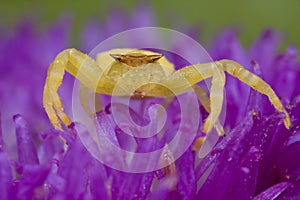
43,48,291,136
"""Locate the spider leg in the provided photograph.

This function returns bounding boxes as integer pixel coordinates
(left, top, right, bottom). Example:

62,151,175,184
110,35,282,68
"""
163,63,214,95
79,83,93,116
79,83,103,116
43,48,104,130
202,64,226,134
217,59,292,129
164,62,226,134
193,85,225,136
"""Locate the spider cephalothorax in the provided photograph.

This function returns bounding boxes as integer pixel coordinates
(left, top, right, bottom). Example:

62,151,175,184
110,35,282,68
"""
43,48,291,136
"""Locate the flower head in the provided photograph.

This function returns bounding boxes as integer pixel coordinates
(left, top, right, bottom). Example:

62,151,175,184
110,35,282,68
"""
1,5,300,200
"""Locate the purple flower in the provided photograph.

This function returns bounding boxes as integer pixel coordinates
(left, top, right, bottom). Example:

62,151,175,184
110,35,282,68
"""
0,16,73,155
1,5,300,200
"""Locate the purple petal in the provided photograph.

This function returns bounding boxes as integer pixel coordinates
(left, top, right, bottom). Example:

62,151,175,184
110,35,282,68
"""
56,139,94,198
277,181,300,199
37,130,66,164
94,105,159,199
196,112,265,199
249,29,283,81
39,15,72,61
149,175,178,200
129,4,156,27
87,159,109,200
246,61,266,113
276,141,300,181
271,46,300,100
110,170,154,200
81,21,105,52
17,164,51,199
0,152,13,199
210,29,247,64
14,114,39,166
0,112,5,152
54,125,108,199
253,182,292,200
253,101,300,197
72,124,109,200
174,148,196,199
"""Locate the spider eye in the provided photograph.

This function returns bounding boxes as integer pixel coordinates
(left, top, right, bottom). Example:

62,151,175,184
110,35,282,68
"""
151,54,163,62
110,54,122,62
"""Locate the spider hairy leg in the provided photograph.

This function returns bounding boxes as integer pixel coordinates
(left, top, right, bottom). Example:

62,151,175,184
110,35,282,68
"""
202,64,226,134
218,59,292,129
43,48,104,129
166,62,225,134
167,62,227,134
193,85,225,136
79,83,102,116
192,84,225,150
164,63,214,94
43,57,70,130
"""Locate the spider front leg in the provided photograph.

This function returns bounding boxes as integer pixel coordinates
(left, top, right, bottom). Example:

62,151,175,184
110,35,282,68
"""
163,62,225,134
193,85,225,135
217,59,292,129
165,59,291,135
202,64,226,134
43,48,104,130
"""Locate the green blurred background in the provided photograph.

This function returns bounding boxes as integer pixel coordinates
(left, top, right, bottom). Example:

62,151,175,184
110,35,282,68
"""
1,0,299,48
